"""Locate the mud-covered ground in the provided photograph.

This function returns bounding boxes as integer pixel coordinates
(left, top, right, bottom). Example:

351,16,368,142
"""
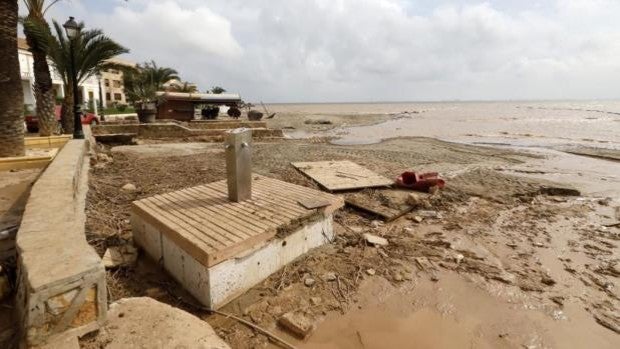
83,138,619,348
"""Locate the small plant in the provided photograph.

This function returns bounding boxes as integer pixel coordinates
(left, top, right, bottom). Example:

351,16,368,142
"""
117,104,128,112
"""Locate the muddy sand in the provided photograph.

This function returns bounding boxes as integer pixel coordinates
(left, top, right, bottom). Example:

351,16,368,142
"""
83,136,619,349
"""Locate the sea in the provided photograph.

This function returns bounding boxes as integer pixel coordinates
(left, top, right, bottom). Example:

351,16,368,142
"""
268,100,620,149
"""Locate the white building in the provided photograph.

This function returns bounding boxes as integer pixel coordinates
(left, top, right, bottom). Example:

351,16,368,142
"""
18,37,100,115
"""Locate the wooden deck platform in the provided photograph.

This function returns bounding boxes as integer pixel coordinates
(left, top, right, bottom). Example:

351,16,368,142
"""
291,160,393,191
132,175,343,267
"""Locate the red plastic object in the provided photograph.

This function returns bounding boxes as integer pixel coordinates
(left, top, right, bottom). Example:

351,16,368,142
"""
396,171,445,192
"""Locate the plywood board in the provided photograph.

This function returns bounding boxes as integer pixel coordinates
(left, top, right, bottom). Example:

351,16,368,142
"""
344,189,418,221
291,160,393,191
132,174,344,267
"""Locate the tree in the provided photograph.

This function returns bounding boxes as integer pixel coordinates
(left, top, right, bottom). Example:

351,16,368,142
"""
0,0,25,157
211,86,226,94
25,20,128,133
167,81,198,93
123,61,179,104
140,60,179,90
22,0,62,136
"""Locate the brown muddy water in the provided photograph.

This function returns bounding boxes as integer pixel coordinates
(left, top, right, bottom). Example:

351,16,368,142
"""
264,101,620,349
270,100,620,197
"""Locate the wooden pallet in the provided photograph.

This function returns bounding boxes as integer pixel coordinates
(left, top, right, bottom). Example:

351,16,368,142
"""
132,175,344,267
291,160,393,191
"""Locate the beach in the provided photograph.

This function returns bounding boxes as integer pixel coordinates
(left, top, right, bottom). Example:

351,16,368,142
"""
77,101,620,348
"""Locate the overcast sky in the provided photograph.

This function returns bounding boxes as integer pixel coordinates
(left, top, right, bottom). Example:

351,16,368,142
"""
25,0,620,103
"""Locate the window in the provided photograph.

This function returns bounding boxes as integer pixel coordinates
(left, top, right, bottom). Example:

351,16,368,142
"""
104,79,110,87
106,93,111,101
113,80,121,88
114,93,122,101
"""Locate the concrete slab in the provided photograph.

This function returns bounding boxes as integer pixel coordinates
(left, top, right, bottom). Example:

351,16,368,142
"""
90,297,230,349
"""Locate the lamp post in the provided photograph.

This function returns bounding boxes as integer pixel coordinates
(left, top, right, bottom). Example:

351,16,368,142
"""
63,16,83,139
96,71,105,121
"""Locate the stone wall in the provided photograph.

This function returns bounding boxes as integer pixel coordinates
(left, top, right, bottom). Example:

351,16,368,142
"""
15,140,106,346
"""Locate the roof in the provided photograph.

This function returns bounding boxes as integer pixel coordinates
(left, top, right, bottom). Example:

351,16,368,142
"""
105,57,136,67
156,91,242,104
17,37,30,51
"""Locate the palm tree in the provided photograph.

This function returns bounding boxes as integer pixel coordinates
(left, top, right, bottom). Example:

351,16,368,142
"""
167,81,198,93
22,0,62,137
25,20,128,133
0,0,25,157
141,60,179,90
211,86,226,94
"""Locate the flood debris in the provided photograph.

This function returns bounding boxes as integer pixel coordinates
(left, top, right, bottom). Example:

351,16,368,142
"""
539,186,581,197
278,312,316,339
304,119,333,125
363,233,388,247
304,277,316,287
102,245,138,269
121,183,137,192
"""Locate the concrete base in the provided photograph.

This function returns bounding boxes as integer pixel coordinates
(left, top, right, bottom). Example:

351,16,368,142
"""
133,214,334,309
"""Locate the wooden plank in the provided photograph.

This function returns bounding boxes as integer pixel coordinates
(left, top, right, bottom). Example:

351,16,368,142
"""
344,189,418,222
291,160,393,191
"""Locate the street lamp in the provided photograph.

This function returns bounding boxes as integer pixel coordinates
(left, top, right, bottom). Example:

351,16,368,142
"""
63,16,83,139
96,71,105,121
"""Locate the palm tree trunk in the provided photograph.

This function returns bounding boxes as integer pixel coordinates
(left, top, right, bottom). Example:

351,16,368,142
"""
25,23,56,137
61,85,74,134
0,0,25,157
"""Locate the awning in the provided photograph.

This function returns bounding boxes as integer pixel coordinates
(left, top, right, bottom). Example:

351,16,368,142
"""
156,91,242,104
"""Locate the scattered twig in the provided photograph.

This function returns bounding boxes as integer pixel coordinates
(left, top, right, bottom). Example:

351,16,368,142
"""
207,308,297,349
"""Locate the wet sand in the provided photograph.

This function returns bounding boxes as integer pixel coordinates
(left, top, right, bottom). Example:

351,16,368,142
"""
84,131,619,348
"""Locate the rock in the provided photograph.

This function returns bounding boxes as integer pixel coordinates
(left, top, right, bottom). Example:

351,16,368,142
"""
412,216,423,223
363,233,388,247
93,297,230,348
366,268,376,276
122,183,137,192
370,220,383,229
103,245,138,269
304,277,316,287
393,272,404,282
323,272,337,282
454,253,464,264
278,312,315,339
541,275,556,286
597,197,612,206
403,227,415,233
310,297,322,306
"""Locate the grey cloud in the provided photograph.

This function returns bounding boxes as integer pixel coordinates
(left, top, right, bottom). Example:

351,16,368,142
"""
41,0,620,102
